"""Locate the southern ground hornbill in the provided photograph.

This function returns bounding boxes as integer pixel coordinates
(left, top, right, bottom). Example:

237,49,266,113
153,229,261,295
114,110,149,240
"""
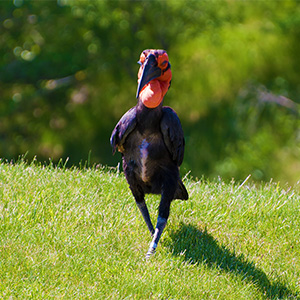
110,49,188,258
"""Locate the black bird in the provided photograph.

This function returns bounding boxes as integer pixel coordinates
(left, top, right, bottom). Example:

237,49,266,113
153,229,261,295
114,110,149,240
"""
110,49,188,258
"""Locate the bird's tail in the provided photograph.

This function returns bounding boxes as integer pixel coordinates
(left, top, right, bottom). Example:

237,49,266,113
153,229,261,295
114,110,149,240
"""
174,179,189,200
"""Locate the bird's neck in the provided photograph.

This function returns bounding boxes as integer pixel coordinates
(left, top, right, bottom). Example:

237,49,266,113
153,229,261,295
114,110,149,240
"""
136,100,162,132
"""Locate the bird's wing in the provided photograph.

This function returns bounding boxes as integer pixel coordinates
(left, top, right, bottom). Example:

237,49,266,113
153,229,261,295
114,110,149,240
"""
160,106,185,166
110,106,137,154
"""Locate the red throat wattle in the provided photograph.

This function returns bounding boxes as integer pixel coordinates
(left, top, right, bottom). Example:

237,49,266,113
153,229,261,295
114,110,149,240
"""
137,49,172,108
139,80,162,108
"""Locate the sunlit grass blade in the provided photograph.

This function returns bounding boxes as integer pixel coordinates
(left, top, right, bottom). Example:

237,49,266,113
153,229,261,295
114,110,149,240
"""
0,161,299,299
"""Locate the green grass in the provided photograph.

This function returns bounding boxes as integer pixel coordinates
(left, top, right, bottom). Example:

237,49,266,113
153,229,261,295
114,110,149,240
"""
0,160,299,299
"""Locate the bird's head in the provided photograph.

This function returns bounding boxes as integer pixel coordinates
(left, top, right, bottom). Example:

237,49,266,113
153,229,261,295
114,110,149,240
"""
136,49,172,109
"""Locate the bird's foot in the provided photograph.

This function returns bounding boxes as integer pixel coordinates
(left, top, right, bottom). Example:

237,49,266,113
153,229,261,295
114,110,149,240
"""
145,241,157,260
145,246,156,260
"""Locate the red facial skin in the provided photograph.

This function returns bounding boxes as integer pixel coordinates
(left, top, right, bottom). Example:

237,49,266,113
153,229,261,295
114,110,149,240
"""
137,49,172,108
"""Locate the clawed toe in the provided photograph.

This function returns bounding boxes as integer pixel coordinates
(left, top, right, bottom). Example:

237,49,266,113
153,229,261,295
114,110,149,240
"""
145,247,156,260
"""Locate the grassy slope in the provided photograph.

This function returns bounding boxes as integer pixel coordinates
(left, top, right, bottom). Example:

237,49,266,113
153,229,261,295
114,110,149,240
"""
0,161,299,299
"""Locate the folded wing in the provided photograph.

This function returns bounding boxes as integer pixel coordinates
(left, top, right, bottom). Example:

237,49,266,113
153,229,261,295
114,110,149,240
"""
160,106,185,166
110,106,137,154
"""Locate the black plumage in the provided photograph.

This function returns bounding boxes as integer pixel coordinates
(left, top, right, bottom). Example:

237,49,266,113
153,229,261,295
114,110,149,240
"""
110,49,188,258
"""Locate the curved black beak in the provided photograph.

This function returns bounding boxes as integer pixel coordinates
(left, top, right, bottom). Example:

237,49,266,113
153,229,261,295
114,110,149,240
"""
136,54,162,99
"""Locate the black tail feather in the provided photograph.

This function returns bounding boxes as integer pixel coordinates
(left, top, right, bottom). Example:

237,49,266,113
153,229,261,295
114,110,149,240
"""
174,179,188,200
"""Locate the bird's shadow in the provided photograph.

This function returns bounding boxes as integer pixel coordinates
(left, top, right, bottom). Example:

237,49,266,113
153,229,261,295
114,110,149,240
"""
167,223,298,299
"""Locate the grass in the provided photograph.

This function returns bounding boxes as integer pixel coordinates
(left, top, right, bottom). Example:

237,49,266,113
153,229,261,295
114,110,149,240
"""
0,160,299,299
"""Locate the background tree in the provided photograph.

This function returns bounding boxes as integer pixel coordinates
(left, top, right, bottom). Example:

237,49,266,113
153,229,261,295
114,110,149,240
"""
0,0,299,184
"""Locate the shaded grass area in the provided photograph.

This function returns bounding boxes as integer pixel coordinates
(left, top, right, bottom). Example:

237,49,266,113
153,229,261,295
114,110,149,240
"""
169,224,297,299
0,161,299,299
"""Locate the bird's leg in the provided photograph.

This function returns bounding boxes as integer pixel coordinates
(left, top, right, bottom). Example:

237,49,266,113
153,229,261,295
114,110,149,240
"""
146,215,167,259
146,190,172,259
136,201,155,235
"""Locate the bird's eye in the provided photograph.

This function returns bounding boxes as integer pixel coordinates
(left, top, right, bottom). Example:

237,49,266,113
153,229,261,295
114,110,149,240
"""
160,61,168,68
139,52,147,65
157,52,169,69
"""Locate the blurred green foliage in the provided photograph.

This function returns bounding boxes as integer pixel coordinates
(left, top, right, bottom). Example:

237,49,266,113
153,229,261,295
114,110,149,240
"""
0,0,299,184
